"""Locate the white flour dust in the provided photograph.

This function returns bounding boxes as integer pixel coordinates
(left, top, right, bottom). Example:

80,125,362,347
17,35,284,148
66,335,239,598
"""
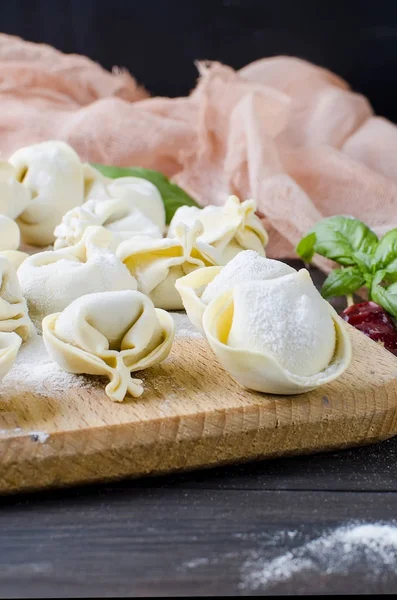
171,312,202,338
1,333,95,397
240,523,397,591
1,313,200,400
181,522,397,591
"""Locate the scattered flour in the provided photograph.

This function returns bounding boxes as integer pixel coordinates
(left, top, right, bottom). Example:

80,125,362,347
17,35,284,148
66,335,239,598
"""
1,313,200,400
1,332,95,396
28,431,50,443
240,523,397,591
171,311,202,338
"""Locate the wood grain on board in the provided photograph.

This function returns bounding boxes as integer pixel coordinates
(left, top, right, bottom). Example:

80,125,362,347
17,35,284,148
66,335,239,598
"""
0,322,397,494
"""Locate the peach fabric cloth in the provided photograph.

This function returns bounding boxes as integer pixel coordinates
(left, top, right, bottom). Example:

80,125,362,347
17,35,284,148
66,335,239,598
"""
1,34,397,263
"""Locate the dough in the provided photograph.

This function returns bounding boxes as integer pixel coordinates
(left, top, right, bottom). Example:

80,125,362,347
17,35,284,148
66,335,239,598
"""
0,161,31,219
117,222,215,310
202,269,351,394
54,195,162,250
42,290,175,402
0,216,20,251
0,332,21,381
0,256,32,340
0,256,32,379
85,176,166,233
176,250,295,332
0,250,29,270
168,195,268,265
18,227,137,329
9,140,85,246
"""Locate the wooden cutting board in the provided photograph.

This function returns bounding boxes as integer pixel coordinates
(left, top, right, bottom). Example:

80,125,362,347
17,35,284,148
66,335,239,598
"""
0,314,397,494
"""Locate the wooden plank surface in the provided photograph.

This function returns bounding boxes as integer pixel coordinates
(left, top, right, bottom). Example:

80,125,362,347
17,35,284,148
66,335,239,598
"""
2,465,397,597
1,318,397,494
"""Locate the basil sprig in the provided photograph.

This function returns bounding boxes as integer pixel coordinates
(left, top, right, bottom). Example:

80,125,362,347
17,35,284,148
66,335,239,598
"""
296,215,397,317
91,163,199,224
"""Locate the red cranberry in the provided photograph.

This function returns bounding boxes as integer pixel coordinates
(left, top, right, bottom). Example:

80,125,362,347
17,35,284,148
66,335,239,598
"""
341,301,397,356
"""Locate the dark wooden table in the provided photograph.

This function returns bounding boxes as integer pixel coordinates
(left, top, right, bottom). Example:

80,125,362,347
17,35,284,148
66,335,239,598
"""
1,439,397,597
2,265,397,597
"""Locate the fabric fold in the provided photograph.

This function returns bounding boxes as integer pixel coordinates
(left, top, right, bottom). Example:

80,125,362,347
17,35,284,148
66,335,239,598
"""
0,35,396,263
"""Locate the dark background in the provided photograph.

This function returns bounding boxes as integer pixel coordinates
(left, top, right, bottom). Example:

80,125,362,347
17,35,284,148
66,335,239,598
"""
3,0,397,120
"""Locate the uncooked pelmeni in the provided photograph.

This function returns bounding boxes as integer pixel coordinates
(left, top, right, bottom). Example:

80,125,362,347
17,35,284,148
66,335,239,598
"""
0,216,20,251
85,175,166,234
9,140,85,246
203,269,351,394
0,162,31,219
0,255,30,379
168,195,268,265
18,227,137,329
54,195,162,250
117,222,215,310
0,332,22,381
0,250,29,270
0,256,32,340
176,250,295,332
42,290,175,402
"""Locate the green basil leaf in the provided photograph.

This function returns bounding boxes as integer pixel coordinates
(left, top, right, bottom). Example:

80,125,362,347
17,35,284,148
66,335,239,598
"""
321,266,366,299
372,228,397,274
296,215,378,268
91,163,199,224
296,232,317,262
371,271,397,318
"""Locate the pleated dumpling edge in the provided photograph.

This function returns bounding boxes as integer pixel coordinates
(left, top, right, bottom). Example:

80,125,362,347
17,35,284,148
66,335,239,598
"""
42,290,175,402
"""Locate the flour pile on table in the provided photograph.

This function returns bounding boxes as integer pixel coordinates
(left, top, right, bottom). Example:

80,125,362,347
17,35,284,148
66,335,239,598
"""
240,522,397,591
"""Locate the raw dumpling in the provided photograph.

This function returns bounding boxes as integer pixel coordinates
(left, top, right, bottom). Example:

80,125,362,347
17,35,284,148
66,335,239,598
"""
9,140,85,246
202,269,351,395
176,250,295,332
0,332,22,381
0,256,32,340
42,290,175,402
168,195,268,265
0,250,29,270
54,195,162,250
117,222,215,310
0,256,32,378
85,175,166,234
0,162,31,219
0,216,20,251
18,227,137,329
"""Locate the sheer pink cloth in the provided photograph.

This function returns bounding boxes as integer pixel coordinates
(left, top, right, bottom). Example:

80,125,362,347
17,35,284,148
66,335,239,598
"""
1,35,396,262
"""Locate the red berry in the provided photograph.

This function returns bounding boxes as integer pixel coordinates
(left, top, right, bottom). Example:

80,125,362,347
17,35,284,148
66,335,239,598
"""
341,301,397,355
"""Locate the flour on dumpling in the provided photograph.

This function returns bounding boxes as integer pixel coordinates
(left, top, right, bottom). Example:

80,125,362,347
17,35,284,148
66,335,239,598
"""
228,272,336,377
202,250,295,304
18,228,137,329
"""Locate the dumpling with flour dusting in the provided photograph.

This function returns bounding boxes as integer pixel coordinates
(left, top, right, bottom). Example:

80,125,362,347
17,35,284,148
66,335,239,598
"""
202,269,351,394
84,176,166,234
116,222,216,310
0,257,33,379
17,226,137,329
168,195,268,265
42,290,175,402
9,140,85,246
54,194,163,250
176,250,295,332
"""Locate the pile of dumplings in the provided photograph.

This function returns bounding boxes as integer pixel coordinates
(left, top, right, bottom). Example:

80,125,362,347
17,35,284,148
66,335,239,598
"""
3,140,328,402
